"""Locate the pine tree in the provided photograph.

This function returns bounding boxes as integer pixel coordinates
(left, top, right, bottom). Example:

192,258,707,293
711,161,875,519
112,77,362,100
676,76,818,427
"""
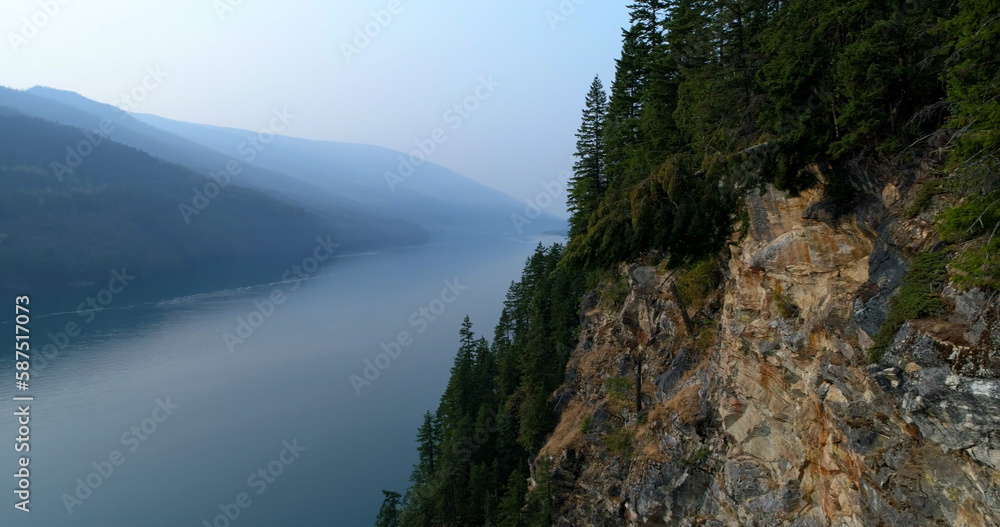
604,24,650,189
638,33,681,174
945,0,1000,187
415,411,439,477
441,316,477,423
568,76,609,238
627,0,668,46
472,336,497,410
390,245,583,525
375,490,401,527
607,0,672,183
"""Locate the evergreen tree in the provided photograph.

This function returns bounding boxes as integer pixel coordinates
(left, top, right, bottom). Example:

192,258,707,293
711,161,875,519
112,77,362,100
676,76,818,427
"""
383,1,1000,521
441,316,478,424
568,76,609,239
375,490,401,527
627,0,667,45
945,0,1000,190
604,24,651,189
637,34,681,180
392,245,583,527
415,411,439,478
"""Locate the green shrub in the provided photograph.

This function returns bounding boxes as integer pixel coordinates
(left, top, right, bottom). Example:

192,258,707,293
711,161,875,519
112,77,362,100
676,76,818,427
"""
937,193,1000,242
604,376,634,408
603,425,634,457
936,193,1000,291
697,321,717,348
951,240,1000,291
674,257,723,310
585,267,614,291
597,273,632,311
580,415,593,435
906,179,947,218
772,287,799,319
869,250,951,362
686,448,711,466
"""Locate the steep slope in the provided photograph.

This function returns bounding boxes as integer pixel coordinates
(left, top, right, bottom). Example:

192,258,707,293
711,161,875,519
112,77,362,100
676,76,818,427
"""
0,110,338,291
538,166,1000,526
11,84,566,238
131,112,568,237
0,86,428,246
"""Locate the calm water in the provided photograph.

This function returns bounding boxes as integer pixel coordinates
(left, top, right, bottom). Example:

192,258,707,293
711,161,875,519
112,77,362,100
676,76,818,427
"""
0,236,560,526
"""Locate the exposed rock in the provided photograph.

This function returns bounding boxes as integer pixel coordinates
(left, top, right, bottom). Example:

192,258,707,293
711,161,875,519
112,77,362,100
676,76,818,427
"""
541,179,1000,526
877,322,1000,471
629,265,660,295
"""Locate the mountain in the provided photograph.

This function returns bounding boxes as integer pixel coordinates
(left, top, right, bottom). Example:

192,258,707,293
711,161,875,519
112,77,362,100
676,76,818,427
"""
0,86,427,245
0,86,565,292
380,164,1000,527
538,179,1000,526
128,112,567,238
0,109,416,291
17,86,566,239
378,0,1000,523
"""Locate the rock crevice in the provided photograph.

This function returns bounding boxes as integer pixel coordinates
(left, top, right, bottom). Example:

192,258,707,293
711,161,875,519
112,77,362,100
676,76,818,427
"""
544,179,1000,526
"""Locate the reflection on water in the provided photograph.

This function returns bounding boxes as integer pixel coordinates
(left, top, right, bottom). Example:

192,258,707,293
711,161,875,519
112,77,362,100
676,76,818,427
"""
0,236,563,526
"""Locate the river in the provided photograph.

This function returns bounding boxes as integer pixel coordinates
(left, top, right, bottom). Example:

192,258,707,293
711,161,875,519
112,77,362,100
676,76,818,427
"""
0,235,562,526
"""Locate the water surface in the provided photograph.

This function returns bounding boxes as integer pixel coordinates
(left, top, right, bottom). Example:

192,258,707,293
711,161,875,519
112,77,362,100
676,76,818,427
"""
0,236,560,526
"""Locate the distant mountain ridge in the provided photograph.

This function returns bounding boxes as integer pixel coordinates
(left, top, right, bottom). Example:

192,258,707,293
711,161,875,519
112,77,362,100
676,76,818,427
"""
0,109,337,290
1,86,422,236
23,86,567,239
0,85,566,291
132,113,566,237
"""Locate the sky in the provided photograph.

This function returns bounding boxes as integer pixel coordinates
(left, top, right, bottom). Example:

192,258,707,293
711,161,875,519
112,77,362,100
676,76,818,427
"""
1,0,631,216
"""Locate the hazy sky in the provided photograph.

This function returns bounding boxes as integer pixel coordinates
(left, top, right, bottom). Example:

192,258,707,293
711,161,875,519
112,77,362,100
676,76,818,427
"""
1,1,629,215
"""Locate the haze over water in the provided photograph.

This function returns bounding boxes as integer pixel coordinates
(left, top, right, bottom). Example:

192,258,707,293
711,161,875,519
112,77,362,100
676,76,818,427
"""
0,236,561,526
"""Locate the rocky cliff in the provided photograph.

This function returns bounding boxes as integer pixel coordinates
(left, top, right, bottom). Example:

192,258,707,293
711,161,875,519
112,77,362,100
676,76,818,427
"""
536,165,1000,526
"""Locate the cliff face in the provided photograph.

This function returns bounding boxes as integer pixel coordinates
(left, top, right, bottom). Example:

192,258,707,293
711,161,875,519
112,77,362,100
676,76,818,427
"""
540,169,1000,526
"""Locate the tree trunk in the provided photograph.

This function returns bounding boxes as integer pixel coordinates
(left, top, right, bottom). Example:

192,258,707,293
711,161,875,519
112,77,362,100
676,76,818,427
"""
669,281,696,337
635,355,643,413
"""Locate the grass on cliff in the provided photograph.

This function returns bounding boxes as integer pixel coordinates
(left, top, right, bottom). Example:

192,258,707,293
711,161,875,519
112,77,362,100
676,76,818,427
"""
771,283,800,319
869,250,951,362
604,376,634,411
672,257,723,311
594,271,632,311
937,191,1000,292
603,424,634,458
906,179,948,218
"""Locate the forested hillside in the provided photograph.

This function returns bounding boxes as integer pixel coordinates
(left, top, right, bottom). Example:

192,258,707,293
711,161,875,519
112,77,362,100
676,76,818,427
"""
377,244,583,527
380,0,998,524
564,0,998,276
0,111,329,290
